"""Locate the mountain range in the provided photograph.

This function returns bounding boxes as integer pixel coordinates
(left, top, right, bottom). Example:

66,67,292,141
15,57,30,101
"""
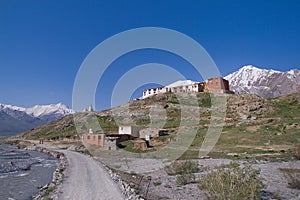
0,103,74,136
225,65,300,98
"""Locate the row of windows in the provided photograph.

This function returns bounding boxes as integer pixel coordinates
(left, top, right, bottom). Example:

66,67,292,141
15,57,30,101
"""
143,84,206,96
86,135,102,140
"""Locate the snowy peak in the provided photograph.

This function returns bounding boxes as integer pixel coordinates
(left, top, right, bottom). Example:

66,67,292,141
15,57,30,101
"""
0,103,74,118
0,103,75,136
225,65,300,98
0,104,26,112
25,103,74,117
225,65,280,87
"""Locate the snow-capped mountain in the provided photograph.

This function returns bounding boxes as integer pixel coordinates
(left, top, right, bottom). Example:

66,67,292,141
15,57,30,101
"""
0,103,74,136
225,65,300,98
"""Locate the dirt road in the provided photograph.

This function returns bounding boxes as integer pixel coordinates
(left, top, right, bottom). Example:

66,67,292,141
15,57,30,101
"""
58,150,124,200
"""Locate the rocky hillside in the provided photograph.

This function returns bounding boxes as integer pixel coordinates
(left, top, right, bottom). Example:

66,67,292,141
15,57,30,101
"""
18,92,294,138
18,92,300,159
225,65,300,98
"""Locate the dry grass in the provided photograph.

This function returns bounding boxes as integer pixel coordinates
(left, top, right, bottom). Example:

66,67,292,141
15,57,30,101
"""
165,160,198,175
199,162,263,200
164,160,199,185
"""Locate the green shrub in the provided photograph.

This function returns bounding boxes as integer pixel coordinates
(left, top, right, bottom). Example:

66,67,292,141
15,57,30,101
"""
199,162,263,200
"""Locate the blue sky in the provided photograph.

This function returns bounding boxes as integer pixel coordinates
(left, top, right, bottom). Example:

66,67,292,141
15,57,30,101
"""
0,0,300,110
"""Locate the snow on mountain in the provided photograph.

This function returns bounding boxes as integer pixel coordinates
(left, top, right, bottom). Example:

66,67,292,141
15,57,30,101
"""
225,65,300,98
0,103,75,136
25,103,74,117
0,103,74,118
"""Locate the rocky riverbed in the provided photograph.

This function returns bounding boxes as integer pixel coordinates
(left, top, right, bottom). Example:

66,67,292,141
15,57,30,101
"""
0,144,59,200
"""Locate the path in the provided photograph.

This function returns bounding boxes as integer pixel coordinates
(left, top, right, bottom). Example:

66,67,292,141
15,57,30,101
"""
58,150,124,200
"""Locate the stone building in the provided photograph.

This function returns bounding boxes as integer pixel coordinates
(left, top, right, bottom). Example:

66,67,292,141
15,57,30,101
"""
118,126,144,138
83,129,135,150
204,77,230,93
83,133,105,147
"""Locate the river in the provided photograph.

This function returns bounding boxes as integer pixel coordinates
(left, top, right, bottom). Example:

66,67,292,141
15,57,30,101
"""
0,144,58,200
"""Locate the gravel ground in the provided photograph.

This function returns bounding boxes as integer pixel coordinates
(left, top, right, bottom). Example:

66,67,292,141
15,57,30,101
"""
113,158,300,200
253,160,300,200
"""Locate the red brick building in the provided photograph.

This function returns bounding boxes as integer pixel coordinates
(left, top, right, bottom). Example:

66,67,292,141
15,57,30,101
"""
83,133,105,147
82,133,134,150
204,77,230,93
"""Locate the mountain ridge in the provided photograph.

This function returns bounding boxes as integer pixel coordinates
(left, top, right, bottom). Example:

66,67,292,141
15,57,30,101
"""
0,103,74,136
225,65,300,98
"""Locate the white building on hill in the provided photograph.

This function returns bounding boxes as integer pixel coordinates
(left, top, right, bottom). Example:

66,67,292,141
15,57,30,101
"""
142,80,204,99
142,78,231,99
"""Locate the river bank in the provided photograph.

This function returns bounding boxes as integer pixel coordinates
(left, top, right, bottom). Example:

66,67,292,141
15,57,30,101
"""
25,145,67,200
0,138,68,200
0,142,60,200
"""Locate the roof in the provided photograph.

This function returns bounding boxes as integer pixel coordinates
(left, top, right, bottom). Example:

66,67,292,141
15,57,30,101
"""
166,80,200,88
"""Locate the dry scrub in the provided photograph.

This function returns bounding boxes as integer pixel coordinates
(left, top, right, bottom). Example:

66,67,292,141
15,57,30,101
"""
199,162,263,200
165,160,199,185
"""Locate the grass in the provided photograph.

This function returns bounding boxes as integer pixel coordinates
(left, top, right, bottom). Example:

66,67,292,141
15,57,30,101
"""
268,95,300,119
164,160,199,185
199,162,263,200
165,160,198,175
120,140,144,153
179,124,296,160
97,116,118,132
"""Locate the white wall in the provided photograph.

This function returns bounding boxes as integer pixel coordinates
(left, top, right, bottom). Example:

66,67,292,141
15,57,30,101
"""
119,126,142,137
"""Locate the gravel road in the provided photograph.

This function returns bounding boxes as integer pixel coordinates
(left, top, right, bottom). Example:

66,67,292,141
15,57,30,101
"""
58,150,124,200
